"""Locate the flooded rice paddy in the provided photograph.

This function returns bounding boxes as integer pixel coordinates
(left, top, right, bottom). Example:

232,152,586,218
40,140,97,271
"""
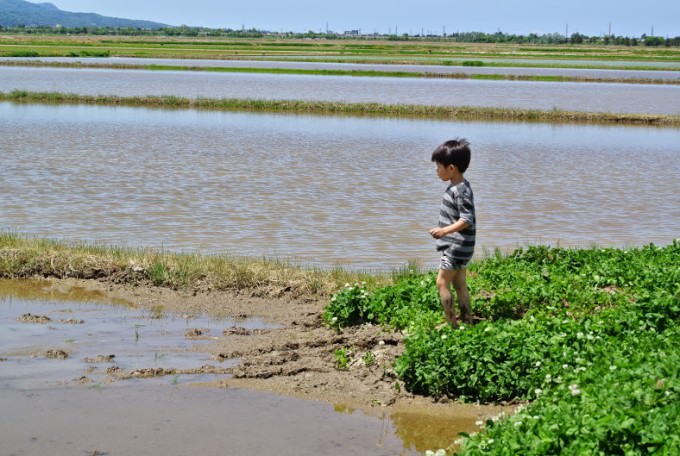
2,102,679,270
0,278,478,455
269,54,680,70
1,65,680,114
3,56,680,80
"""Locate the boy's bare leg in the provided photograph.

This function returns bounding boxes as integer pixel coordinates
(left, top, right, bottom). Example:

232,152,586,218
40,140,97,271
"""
436,269,458,328
453,269,472,324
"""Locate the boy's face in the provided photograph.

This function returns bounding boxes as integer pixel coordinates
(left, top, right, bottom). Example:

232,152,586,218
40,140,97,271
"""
436,162,457,181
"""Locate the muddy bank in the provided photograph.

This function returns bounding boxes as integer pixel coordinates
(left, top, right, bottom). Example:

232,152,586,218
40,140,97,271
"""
2,277,509,450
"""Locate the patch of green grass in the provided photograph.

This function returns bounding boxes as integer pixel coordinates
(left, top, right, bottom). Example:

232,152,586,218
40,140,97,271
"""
66,50,111,57
149,258,170,286
3,90,680,126
334,347,351,370
362,351,376,367
0,232,387,297
5,50,39,57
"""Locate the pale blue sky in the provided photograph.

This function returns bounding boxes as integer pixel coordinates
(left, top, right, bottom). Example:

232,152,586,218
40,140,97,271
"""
45,0,680,37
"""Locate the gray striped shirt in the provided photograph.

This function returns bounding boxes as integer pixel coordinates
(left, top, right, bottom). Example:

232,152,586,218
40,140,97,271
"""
435,179,476,260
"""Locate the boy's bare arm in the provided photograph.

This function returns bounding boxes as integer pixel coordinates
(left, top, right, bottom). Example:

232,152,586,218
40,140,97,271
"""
429,220,470,239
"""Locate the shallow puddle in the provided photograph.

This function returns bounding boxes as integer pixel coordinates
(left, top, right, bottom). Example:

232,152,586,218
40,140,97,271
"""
0,279,490,454
0,278,277,389
1,385,413,456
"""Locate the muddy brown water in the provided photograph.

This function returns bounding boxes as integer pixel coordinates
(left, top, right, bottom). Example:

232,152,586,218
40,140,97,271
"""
0,279,491,455
0,279,270,390
1,65,680,114
1,386,414,456
2,102,679,271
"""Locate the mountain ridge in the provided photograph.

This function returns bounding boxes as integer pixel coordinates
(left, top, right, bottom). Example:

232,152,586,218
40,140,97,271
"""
0,0,169,28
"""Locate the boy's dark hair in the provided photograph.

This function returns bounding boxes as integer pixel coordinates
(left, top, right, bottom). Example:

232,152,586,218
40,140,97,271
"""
431,138,471,173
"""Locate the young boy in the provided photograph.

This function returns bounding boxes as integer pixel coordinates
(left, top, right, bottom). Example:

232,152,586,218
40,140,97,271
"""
428,139,476,328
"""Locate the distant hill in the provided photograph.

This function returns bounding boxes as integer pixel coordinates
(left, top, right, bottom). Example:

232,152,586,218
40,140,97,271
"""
0,0,169,28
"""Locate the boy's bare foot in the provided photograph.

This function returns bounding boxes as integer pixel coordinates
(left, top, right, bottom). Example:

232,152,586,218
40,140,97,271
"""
459,306,473,325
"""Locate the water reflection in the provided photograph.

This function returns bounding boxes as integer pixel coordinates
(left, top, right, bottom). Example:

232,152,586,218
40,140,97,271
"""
390,409,480,453
1,103,679,270
334,402,503,454
0,278,131,305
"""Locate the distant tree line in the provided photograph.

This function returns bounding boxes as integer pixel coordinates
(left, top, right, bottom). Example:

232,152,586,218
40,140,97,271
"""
434,31,680,47
1,25,679,47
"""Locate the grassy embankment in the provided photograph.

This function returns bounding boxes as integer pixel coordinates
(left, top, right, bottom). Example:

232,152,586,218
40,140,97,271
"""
324,242,680,454
1,59,679,85
0,233,389,296
3,90,680,127
1,35,680,70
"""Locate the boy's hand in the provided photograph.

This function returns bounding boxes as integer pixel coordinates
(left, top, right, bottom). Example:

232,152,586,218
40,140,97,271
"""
429,227,446,239
430,220,469,239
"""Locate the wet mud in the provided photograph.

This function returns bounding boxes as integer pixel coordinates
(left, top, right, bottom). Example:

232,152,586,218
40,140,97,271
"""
0,277,509,454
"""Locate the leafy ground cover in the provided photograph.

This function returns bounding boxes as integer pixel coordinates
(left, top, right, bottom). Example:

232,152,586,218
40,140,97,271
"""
323,242,680,454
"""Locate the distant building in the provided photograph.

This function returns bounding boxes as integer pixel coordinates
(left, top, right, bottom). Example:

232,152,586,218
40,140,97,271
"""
344,30,360,36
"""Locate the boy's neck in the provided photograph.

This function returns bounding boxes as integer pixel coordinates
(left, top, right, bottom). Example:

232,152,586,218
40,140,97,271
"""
449,172,464,185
